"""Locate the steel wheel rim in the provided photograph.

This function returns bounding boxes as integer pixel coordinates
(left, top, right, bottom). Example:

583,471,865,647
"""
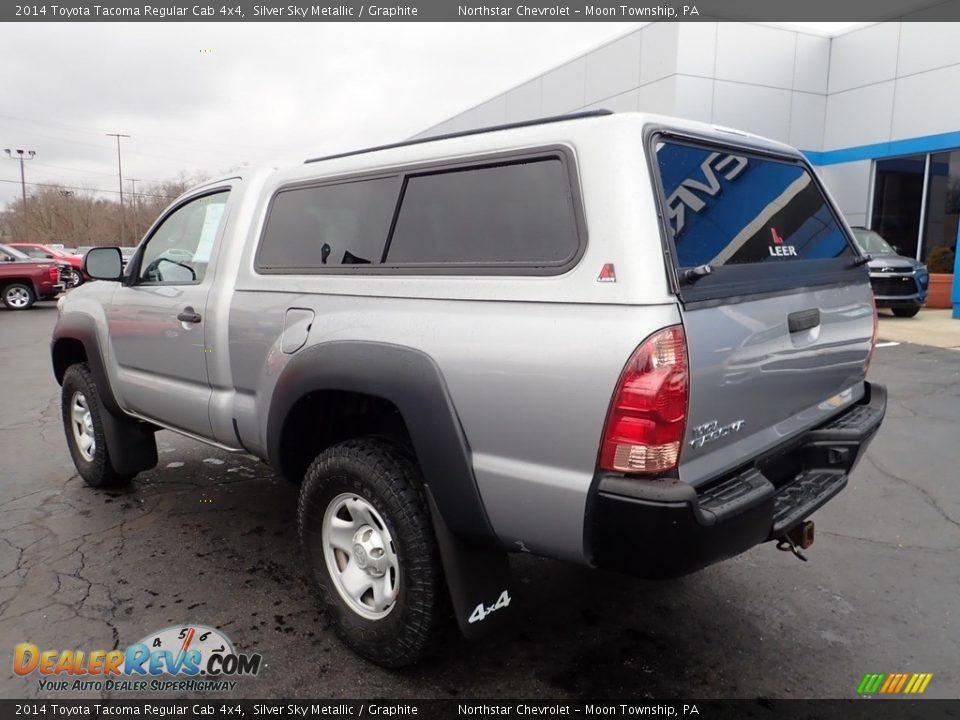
66,270,80,288
6,287,30,308
70,391,96,462
321,492,400,620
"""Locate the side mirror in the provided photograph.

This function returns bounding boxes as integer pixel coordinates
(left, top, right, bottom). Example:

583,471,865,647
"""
83,247,123,281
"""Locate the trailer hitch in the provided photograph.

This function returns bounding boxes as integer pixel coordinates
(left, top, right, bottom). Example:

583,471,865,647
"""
776,520,815,562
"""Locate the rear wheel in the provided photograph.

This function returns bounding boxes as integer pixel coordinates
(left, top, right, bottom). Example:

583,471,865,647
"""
2,283,35,310
298,438,447,667
61,363,132,488
892,307,920,318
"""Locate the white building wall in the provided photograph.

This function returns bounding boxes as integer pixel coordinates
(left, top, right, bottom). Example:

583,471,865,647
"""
541,58,587,115
584,32,642,104
892,63,960,139
816,161,874,227
824,81,896,149
822,21,960,148
418,22,831,151
417,21,960,224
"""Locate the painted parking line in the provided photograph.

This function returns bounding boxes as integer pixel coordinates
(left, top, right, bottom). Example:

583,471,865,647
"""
876,341,901,347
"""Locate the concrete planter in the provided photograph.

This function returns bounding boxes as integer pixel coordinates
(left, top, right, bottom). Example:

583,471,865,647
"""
927,273,954,309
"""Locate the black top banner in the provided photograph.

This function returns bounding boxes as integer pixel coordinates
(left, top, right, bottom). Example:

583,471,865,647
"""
6,0,960,21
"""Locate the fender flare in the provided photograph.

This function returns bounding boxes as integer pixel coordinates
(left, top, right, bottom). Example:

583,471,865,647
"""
52,312,122,412
266,340,501,549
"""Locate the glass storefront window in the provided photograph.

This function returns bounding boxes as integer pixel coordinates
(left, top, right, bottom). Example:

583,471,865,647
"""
922,151,960,266
870,155,926,259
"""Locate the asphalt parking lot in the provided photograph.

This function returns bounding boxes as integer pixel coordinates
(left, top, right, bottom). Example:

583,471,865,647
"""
1,303,958,700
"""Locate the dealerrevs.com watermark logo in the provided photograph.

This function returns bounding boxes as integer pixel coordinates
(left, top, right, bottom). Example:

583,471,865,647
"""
13,625,262,693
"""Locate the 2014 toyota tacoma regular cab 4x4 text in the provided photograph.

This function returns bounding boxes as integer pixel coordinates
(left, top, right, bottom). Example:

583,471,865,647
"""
51,111,886,667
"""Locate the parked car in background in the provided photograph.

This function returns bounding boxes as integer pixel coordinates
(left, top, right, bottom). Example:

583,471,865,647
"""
851,227,928,318
0,243,64,310
7,242,85,287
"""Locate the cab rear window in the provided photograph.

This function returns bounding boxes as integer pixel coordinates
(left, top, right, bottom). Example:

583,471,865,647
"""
652,138,860,302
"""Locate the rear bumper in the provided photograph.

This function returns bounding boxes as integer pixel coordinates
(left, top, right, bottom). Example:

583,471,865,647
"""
587,382,886,579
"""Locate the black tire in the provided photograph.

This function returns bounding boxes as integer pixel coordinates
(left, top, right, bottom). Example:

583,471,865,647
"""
61,363,133,488
66,268,84,288
2,282,35,310
298,438,447,667
892,306,921,318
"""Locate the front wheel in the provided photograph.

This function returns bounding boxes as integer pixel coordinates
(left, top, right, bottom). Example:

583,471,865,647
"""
298,438,447,667
892,306,921,318
65,268,84,288
61,363,132,488
2,283,35,310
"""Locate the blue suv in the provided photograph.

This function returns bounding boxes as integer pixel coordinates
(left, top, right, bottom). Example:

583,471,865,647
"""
852,227,929,318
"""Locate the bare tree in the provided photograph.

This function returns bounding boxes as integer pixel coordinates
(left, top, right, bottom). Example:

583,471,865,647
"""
0,173,206,248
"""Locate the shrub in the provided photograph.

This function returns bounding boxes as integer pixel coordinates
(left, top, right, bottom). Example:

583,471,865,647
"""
927,246,956,273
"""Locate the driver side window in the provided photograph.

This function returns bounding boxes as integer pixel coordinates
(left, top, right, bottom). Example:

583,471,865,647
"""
138,191,229,284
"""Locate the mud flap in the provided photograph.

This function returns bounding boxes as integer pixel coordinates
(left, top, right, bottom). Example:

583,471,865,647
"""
99,403,158,476
425,487,514,639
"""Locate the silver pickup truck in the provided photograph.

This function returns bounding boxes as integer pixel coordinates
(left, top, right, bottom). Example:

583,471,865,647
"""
52,111,886,667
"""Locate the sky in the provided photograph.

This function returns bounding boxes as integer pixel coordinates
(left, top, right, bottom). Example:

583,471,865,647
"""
0,22,861,207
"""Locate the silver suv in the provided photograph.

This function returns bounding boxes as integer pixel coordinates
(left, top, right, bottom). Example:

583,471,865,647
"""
52,111,886,667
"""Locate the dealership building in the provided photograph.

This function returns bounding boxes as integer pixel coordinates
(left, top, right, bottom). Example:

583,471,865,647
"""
418,21,960,314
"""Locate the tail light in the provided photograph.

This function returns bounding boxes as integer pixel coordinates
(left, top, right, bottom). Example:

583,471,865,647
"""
599,325,689,475
865,297,879,372
48,266,59,282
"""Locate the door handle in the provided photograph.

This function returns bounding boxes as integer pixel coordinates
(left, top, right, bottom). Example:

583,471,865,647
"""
177,307,202,324
787,308,820,333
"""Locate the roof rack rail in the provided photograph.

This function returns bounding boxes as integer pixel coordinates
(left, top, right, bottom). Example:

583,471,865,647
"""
303,109,613,164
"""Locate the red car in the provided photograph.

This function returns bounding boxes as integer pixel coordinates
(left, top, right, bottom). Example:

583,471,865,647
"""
0,243,64,310
7,242,84,287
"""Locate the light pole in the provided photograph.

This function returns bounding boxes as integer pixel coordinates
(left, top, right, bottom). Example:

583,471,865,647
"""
4,148,36,240
106,133,130,243
128,177,140,243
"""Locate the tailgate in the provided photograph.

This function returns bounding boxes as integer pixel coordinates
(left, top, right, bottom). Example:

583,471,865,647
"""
650,134,874,488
